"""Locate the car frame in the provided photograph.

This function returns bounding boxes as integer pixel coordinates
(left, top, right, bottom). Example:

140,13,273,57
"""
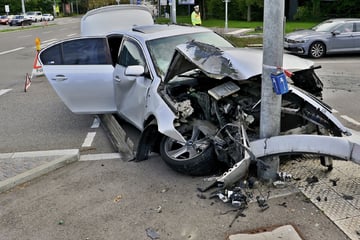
42,13,54,21
8,15,32,26
39,5,354,176
26,11,42,22
0,15,9,25
284,18,360,58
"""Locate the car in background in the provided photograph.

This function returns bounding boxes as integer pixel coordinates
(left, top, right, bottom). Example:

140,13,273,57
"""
39,5,351,176
9,15,32,26
284,18,360,58
42,13,54,21
0,15,9,25
26,11,42,22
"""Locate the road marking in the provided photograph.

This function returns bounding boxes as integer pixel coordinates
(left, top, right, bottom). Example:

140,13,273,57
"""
42,38,57,43
341,115,360,126
0,47,24,55
82,132,96,147
18,35,32,38
67,33,77,37
0,89,12,96
79,153,122,161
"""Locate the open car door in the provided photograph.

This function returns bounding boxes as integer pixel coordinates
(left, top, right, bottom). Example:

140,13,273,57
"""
39,37,116,114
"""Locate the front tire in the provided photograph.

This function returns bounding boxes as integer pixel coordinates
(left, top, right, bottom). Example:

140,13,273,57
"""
160,123,217,176
309,42,326,58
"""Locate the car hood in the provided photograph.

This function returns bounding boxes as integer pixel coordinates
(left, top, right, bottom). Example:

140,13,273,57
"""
285,29,329,40
81,5,154,36
164,41,315,83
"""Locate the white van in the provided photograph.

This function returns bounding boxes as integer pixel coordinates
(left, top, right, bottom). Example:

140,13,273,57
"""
26,11,42,22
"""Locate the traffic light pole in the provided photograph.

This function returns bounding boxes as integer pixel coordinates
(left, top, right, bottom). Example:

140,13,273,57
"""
258,0,285,181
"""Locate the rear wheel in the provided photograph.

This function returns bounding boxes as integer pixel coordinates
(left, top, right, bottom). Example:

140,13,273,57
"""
309,42,326,58
160,123,217,176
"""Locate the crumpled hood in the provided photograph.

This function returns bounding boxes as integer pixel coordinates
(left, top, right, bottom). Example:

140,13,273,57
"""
164,41,315,83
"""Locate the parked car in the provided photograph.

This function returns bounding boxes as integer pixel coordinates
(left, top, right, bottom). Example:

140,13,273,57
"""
9,15,32,26
42,13,54,21
0,15,9,25
39,5,351,176
26,11,42,22
284,18,360,58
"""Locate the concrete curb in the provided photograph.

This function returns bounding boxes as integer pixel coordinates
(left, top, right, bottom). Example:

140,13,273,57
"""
0,150,79,194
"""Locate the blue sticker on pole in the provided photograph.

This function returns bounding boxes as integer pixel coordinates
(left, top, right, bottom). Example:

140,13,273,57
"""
271,72,289,95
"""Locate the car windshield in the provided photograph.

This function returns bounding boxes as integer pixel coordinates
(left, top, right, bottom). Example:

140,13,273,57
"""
312,20,343,32
147,32,234,77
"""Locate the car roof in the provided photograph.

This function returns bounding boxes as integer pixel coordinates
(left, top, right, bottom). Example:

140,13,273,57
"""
124,24,213,41
325,18,360,22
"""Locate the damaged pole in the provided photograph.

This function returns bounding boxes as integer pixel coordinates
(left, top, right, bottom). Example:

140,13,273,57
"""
258,0,285,181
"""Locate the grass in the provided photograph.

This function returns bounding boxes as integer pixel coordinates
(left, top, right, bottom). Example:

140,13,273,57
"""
156,16,319,47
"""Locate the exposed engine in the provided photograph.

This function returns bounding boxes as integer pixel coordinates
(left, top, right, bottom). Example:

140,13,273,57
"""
164,71,341,167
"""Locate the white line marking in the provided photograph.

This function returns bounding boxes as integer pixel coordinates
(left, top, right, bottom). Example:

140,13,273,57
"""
18,35,32,38
82,132,96,147
341,115,360,126
91,117,100,129
79,153,122,161
42,38,57,43
0,149,79,159
67,33,77,37
0,89,12,96
0,47,24,55
332,108,338,113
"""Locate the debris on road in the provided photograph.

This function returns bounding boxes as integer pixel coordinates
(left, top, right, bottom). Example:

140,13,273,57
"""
146,227,160,239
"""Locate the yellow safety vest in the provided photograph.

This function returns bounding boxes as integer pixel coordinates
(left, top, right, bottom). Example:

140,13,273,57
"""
191,11,202,26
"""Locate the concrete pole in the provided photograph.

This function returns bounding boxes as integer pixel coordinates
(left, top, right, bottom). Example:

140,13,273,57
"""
21,0,26,14
224,0,228,32
258,0,285,181
170,0,176,24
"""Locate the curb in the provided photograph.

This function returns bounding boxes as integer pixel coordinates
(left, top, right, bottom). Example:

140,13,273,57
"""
0,150,79,194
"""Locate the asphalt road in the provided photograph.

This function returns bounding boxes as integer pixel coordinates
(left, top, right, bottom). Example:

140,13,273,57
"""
0,18,359,240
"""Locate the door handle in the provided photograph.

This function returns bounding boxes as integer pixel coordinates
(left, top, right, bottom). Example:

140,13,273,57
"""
114,76,121,82
52,75,68,81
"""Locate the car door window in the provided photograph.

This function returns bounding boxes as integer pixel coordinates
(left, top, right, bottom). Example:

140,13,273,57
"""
117,39,146,67
40,38,112,65
355,22,360,32
336,23,353,33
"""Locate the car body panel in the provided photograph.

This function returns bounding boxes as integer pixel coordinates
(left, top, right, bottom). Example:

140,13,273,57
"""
9,15,32,26
39,37,116,114
80,5,154,37
284,18,360,57
165,41,315,83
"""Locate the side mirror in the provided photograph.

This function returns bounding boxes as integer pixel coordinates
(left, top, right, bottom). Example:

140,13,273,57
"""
332,30,340,36
125,65,145,76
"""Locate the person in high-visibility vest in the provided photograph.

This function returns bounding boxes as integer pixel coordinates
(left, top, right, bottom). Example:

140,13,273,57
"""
191,5,202,26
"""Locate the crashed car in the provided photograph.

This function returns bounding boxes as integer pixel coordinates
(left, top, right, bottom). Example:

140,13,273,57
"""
39,5,352,176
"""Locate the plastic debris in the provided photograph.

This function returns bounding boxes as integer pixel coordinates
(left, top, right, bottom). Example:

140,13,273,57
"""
146,227,160,239
277,172,292,181
306,175,319,184
330,178,339,186
113,195,122,203
58,220,64,225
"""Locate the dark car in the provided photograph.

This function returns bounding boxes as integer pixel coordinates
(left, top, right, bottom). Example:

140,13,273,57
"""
284,18,360,58
9,15,32,26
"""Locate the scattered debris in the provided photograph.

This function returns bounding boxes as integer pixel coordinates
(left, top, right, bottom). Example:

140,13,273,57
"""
329,178,339,186
278,202,287,208
277,172,292,182
154,206,162,213
343,194,354,200
146,227,160,239
58,220,64,225
229,207,247,228
256,195,269,211
273,180,286,188
197,193,207,199
306,176,319,184
113,195,122,203
316,196,321,202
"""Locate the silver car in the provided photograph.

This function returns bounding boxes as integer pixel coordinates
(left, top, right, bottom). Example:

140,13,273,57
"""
284,18,360,58
39,5,350,175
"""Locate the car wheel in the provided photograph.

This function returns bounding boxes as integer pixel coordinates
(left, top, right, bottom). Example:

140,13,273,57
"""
160,123,217,176
309,42,326,58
